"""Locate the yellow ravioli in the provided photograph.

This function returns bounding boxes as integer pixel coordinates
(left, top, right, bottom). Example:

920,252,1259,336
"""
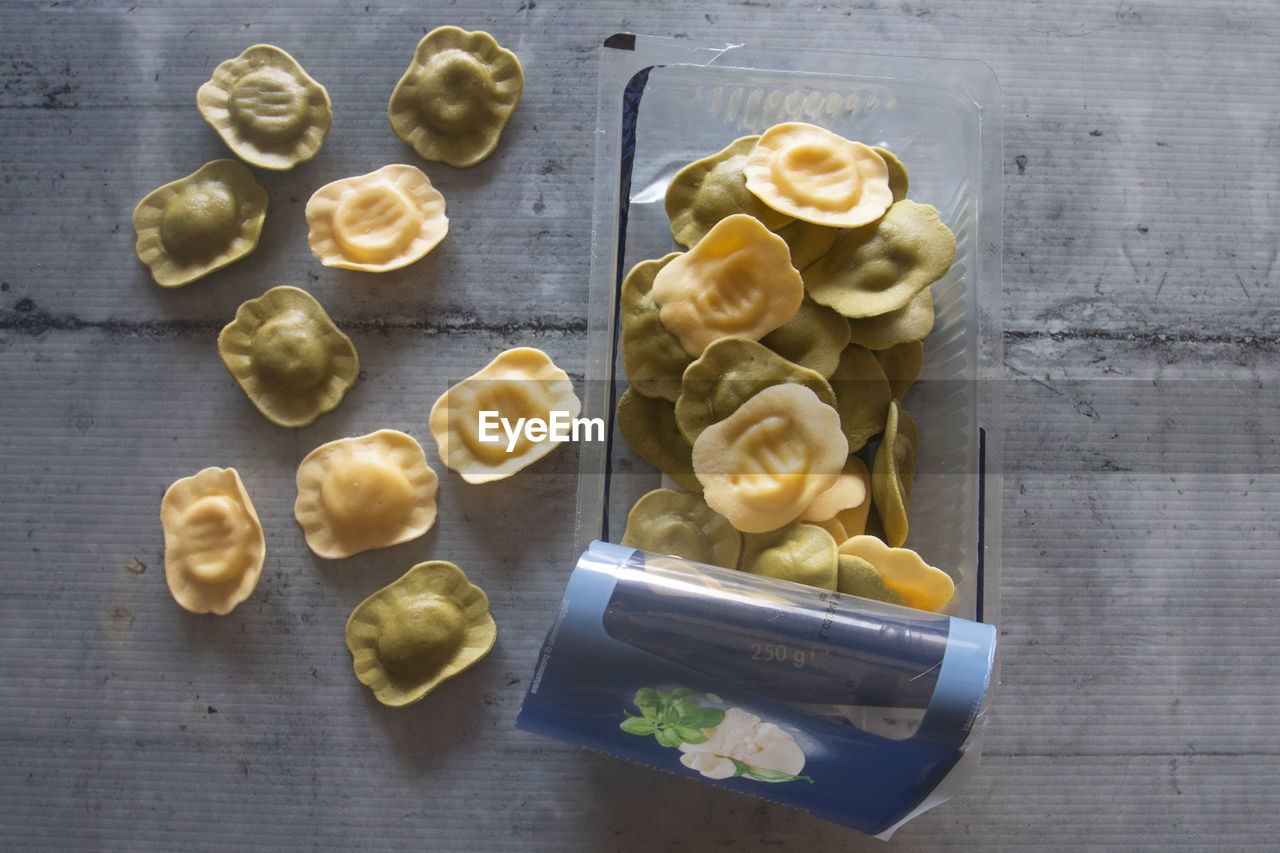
838,535,954,612
196,44,332,171
651,213,804,358
388,27,524,168
831,455,874,539
306,164,448,272
428,347,581,484
743,122,893,228
160,467,264,615
798,455,870,524
345,560,496,707
294,430,439,559
692,383,847,534
132,159,267,287
218,286,359,428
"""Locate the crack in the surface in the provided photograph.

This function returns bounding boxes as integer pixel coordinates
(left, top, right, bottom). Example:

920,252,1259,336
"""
0,306,588,339
1,306,1269,349
1005,327,1277,348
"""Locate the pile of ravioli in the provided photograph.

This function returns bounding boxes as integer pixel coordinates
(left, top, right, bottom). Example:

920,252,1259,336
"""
617,122,957,614
134,29,522,289
146,30,578,709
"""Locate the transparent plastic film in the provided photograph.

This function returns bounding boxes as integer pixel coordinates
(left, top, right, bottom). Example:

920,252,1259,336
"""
603,552,953,729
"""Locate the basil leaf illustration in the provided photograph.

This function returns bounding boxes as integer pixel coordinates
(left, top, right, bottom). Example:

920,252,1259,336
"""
673,698,700,719
680,708,725,729
634,687,662,712
655,727,684,748
674,726,709,744
670,687,695,699
619,717,658,736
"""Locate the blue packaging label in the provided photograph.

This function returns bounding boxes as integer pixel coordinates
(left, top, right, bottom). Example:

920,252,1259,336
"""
517,542,996,837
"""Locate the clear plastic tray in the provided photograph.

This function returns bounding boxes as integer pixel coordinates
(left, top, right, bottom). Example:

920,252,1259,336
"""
574,34,1004,627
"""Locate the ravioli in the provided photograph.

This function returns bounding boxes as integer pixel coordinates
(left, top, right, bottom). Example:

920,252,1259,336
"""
738,521,838,591
871,402,919,548
846,287,935,351
838,535,954,612
836,554,905,605
132,159,267,287
428,347,581,484
620,489,741,570
294,430,439,559
651,213,803,358
772,218,839,272
675,336,836,445
160,467,264,615
798,455,870,525
615,389,701,493
875,340,924,402
874,146,910,203
388,27,524,168
217,286,359,428
743,122,893,228
803,200,956,319
619,253,692,403
196,44,332,171
306,164,448,272
345,560,496,707
759,295,850,379
692,383,847,534
664,135,793,248
830,455,874,540
829,343,894,452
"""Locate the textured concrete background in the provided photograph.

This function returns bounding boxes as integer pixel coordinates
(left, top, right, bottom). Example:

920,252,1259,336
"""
2,1,1277,850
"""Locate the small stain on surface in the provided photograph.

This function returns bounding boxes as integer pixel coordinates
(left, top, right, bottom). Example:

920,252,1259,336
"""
1089,129,1103,137
1137,224,1149,234
125,558,147,575
1014,155,1027,175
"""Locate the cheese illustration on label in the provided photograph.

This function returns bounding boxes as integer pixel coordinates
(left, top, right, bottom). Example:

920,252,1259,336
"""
619,687,812,784
678,707,808,782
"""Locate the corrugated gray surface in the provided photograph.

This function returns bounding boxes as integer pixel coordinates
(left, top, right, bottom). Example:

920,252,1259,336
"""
2,1,1277,849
